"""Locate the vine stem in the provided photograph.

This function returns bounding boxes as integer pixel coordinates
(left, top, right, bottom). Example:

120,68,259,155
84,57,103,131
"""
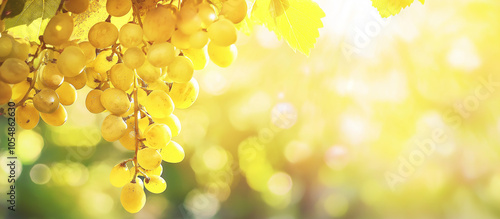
132,69,140,183
0,0,9,18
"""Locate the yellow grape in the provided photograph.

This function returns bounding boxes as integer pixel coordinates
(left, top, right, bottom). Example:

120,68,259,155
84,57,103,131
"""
11,80,30,103
189,30,209,49
198,2,217,28
144,124,172,149
120,180,146,213
145,175,167,194
221,0,248,24
177,5,202,35
110,63,134,91
92,50,118,74
55,82,77,106
154,114,181,137
171,30,191,50
147,42,175,67
147,79,170,93
40,103,67,126
139,165,162,177
207,18,237,46
160,141,185,163
43,13,73,46
0,80,12,105
101,88,131,115
64,69,87,90
63,0,89,14
15,102,40,129
167,56,194,83
137,148,162,170
143,90,174,118
168,78,199,109
183,48,208,70
119,129,137,150
0,58,30,84
85,68,107,89
143,6,176,43
138,116,150,135
57,46,86,77
207,42,237,68
88,22,119,49
41,62,64,89
10,38,30,61
78,41,96,64
110,163,131,187
123,47,145,69
106,0,132,17
56,40,79,51
86,89,106,114
119,23,143,48
0,35,12,57
33,88,60,114
102,114,127,142
137,60,161,83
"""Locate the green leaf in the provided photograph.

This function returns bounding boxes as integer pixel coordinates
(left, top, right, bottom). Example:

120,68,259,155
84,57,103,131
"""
3,0,60,42
250,0,325,56
372,0,425,18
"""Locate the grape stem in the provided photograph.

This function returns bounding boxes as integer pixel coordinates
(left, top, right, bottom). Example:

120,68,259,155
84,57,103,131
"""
131,69,141,183
131,2,143,28
15,41,46,108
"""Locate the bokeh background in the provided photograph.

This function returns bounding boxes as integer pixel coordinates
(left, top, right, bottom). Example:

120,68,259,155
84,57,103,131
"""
2,0,500,218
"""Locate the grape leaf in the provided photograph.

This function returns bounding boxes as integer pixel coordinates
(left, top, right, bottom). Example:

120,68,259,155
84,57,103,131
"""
250,0,325,56
371,0,425,18
3,0,60,42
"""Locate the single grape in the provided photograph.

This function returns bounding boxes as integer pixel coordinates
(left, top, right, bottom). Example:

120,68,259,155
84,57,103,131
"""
9,38,30,61
0,35,13,57
123,47,145,69
40,103,67,126
183,48,208,70
110,163,131,187
221,0,248,24
15,102,40,129
86,89,106,114
41,62,64,89
119,23,143,48
92,50,118,74
33,88,60,114
147,42,175,67
147,79,170,93
145,175,167,194
11,80,30,103
0,80,12,105
207,42,237,68
64,70,87,90
43,13,74,46
198,2,217,28
120,180,146,213
119,129,137,150
167,56,194,83
143,6,176,43
78,41,96,64
110,63,134,91
55,82,77,106
102,114,128,142
136,60,161,83
57,46,86,77
208,18,237,46
168,78,199,109
143,90,174,118
106,0,132,17
0,58,30,84
138,116,150,135
88,22,119,49
85,68,107,89
144,124,172,149
137,148,162,170
171,30,191,50
189,30,209,49
101,88,131,115
177,5,202,35
139,165,162,177
154,114,181,137
63,0,89,14
160,141,185,163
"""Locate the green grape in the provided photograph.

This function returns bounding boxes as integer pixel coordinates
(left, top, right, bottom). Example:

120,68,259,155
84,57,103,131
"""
208,18,237,46
110,63,134,91
40,103,67,126
102,114,128,142
88,22,119,49
155,114,181,137
86,89,106,114
207,42,237,68
15,102,40,129
221,0,248,24
101,88,131,115
139,164,162,177
0,58,30,84
43,13,73,46
168,78,199,109
57,46,86,77
160,141,185,163
198,2,217,28
92,50,118,74
143,6,176,43
33,88,60,114
55,82,77,106
41,62,64,89
63,0,89,14
167,56,194,83
11,80,30,103
137,60,161,83
85,68,107,89
119,23,143,48
78,41,96,64
171,30,191,50
110,163,131,187
189,30,209,49
137,148,162,170
143,90,174,118
183,48,208,70
145,175,167,194
119,129,137,150
0,35,13,57
106,0,132,17
0,80,12,105
123,47,145,69
147,42,175,67
120,180,146,213
144,124,172,149
177,5,202,35
64,70,87,90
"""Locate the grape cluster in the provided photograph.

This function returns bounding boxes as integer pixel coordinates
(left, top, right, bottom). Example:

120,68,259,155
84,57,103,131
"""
1,0,247,214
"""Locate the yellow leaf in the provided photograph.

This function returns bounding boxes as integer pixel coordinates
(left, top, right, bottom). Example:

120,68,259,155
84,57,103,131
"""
251,0,325,56
372,0,425,18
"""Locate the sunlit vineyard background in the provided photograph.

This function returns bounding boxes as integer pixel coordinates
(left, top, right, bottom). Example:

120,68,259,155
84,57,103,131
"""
2,0,500,218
